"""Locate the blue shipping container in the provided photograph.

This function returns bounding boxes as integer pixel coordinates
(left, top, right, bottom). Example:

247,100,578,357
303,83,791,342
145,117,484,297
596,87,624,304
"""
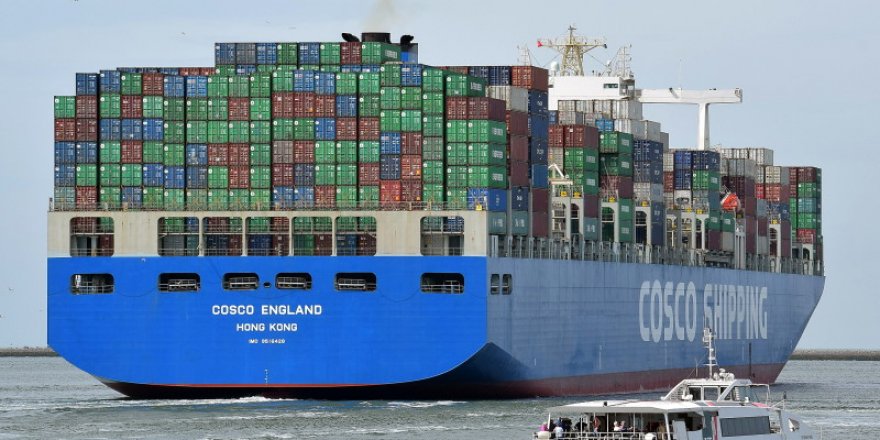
55,142,76,165
400,64,423,87
255,43,277,65
236,65,256,76
293,70,316,92
293,186,314,202
76,73,98,95
531,164,549,188
336,95,358,117
314,118,336,140
340,65,362,73
488,66,511,86
673,169,692,190
121,187,143,209
99,70,120,93
186,166,207,188
54,165,76,187
527,90,548,113
529,137,548,164
597,119,615,132
467,188,507,212
164,166,185,189
467,66,490,82
215,43,236,65
185,144,208,166
511,186,530,211
359,64,381,73
548,110,558,125
164,75,185,98
143,119,164,141
235,43,256,64
121,119,143,141
379,154,401,180
294,164,315,186
185,76,208,97
75,142,98,164
528,114,550,140
298,43,320,65
99,120,121,141
380,132,401,154
315,72,336,95
143,164,164,187
673,151,693,169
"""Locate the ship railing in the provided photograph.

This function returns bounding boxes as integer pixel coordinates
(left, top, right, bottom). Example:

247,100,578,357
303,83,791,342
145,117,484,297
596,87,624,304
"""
535,432,671,440
49,199,484,213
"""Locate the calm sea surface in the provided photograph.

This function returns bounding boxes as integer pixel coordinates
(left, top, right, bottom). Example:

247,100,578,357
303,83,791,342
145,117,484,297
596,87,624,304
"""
0,358,877,439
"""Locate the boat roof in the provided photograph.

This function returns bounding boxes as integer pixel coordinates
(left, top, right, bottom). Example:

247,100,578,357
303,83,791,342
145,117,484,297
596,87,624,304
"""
548,399,705,415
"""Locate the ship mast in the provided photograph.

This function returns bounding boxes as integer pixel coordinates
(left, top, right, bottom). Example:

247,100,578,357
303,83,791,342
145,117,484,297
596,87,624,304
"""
537,25,606,76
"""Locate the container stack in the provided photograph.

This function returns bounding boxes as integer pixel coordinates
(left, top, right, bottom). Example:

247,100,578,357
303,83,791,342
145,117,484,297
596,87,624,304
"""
790,166,822,252
720,152,760,254
632,140,665,245
599,131,634,242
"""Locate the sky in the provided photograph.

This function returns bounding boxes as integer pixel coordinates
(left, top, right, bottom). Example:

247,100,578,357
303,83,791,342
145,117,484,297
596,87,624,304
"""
0,0,877,349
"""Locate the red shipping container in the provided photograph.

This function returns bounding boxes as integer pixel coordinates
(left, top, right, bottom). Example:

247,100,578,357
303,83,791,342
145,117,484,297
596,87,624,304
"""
229,165,250,189
757,218,768,236
272,163,294,186
54,119,76,141
531,210,549,237
743,196,757,216
379,180,402,205
294,141,315,163
583,194,600,218
439,66,469,75
509,134,529,161
663,171,674,192
76,119,98,141
228,98,250,120
121,95,143,118
755,184,765,200
359,117,380,140
341,42,362,65
788,167,799,186
359,163,380,185
467,97,506,121
601,176,634,199
314,234,333,256
200,67,216,76
796,167,818,183
532,188,549,212
401,132,422,155
506,110,529,136
564,125,599,148
511,65,549,91
272,141,294,164
293,92,316,117
780,238,792,258
75,96,97,119
509,160,529,186
142,73,164,96
548,125,565,147
315,185,336,207
745,216,757,254
797,228,816,244
445,97,468,120
401,179,422,201
121,140,142,162
315,95,336,117
272,92,295,118
75,187,97,210
336,117,358,141
401,155,422,180
707,230,722,251
207,144,229,165
228,143,250,166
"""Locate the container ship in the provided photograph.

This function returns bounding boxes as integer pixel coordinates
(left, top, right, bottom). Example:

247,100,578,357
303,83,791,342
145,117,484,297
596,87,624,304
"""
48,30,825,399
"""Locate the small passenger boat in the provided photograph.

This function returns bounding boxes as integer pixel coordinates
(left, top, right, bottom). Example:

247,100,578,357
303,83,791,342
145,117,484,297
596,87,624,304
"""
534,329,815,440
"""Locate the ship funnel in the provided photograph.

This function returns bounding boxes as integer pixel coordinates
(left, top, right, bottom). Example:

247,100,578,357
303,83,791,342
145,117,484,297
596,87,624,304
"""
342,33,360,42
361,32,391,43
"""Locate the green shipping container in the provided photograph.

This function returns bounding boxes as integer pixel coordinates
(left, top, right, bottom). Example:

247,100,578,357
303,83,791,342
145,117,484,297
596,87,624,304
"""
380,64,402,87
186,189,208,210
400,87,423,110
229,121,250,143
358,141,380,163
121,164,143,186
215,65,235,76
99,187,121,210
445,74,486,97
798,213,819,229
250,189,271,210
600,131,634,154
446,166,468,188
468,143,506,166
422,161,444,184
99,94,121,118
336,141,357,164
163,144,185,166
511,211,530,236
422,183,444,203
359,95,380,117
488,212,508,234
722,213,736,232
207,190,228,210
358,73,380,95
421,68,445,92
207,76,229,97
467,165,507,189
379,111,401,132
207,98,228,120
446,143,468,166
54,96,76,118
446,188,467,209
380,87,401,110
422,115,444,137
250,144,271,165
208,166,229,188
692,170,720,191
467,120,507,143
164,189,185,210
143,141,163,163
585,149,599,172
164,122,185,143
336,164,357,185
319,43,341,65
422,137,444,160
99,164,121,186
250,121,271,143
120,73,141,95
293,119,315,141
336,185,358,208
228,76,250,97
583,170,600,196
142,96,164,118
228,189,249,210
250,166,271,189
446,120,468,142
358,186,379,207
277,43,298,65
272,71,294,92
143,187,164,210
75,165,97,186
583,217,599,241
99,141,121,163
563,148,585,171
617,199,635,220
599,153,633,176
186,121,208,144
315,141,336,164
163,98,184,120
315,164,336,185
336,73,358,95
273,119,295,141
706,212,721,231
422,92,444,115
186,98,208,120
361,42,399,64
797,183,819,198
250,98,271,120
250,73,272,98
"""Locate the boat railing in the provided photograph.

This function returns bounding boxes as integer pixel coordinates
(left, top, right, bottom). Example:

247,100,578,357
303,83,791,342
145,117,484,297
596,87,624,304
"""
536,431,672,440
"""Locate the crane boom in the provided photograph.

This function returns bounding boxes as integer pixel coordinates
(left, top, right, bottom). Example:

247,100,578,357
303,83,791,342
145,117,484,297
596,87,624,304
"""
636,88,743,150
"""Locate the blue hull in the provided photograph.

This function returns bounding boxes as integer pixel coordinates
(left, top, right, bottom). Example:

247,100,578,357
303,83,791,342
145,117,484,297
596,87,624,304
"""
48,256,824,398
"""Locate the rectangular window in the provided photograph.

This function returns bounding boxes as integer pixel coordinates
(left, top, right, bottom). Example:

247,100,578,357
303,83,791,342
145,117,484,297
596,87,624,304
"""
335,273,376,291
421,216,464,256
501,274,512,295
276,273,312,290
489,274,500,295
720,417,771,437
291,216,333,256
70,217,114,256
158,273,200,292
420,273,464,294
247,217,290,256
70,274,114,294
223,273,258,290
158,217,199,256
203,217,243,256
336,216,377,256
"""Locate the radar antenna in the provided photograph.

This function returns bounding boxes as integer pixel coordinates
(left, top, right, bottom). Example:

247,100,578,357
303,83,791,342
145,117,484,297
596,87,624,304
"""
536,25,606,76
703,326,717,378
603,45,633,79
517,45,535,66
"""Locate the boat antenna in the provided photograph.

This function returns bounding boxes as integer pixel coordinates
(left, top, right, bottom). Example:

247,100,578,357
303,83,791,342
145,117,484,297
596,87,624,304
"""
702,326,717,378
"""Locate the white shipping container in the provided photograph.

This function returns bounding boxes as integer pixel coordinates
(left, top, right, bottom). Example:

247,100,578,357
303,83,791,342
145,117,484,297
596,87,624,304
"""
722,231,735,252
615,119,647,139
487,86,528,112
659,132,670,150
557,111,587,125
613,99,643,120
549,147,564,168
575,100,593,113
557,99,577,112
663,152,674,172
634,183,664,202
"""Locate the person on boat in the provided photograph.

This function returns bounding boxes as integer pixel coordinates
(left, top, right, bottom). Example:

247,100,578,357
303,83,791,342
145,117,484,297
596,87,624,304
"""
553,423,564,439
613,421,621,431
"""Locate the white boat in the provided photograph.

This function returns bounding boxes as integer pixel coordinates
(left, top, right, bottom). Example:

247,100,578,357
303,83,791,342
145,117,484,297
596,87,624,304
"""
534,329,815,440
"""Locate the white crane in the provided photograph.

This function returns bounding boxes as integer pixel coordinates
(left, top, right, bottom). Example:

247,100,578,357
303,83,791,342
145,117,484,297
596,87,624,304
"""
636,88,743,150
